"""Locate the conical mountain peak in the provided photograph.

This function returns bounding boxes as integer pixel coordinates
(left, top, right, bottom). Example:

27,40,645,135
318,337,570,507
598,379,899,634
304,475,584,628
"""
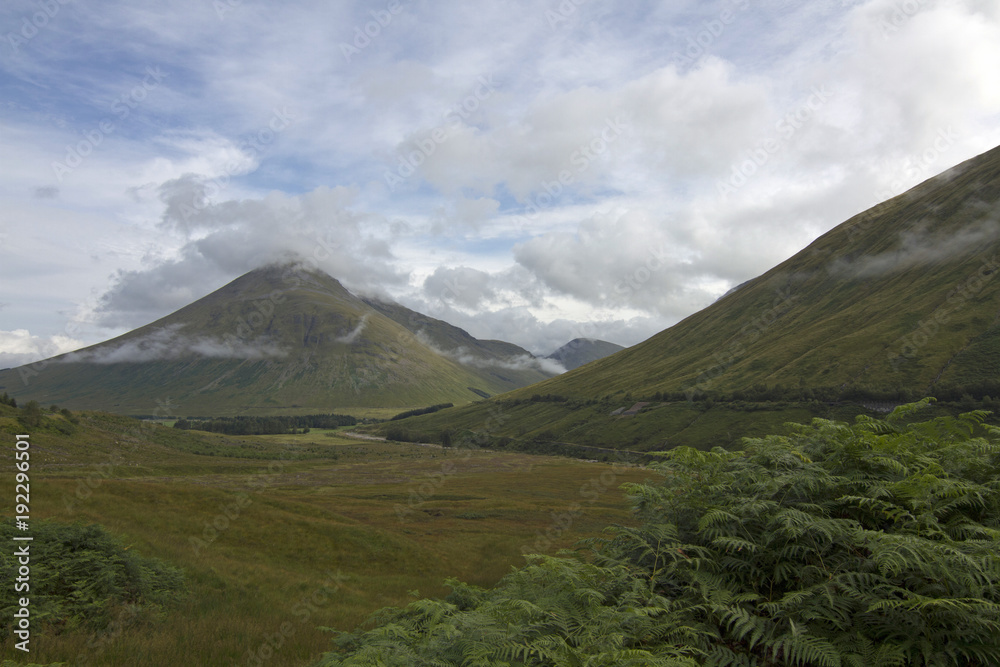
0,264,556,414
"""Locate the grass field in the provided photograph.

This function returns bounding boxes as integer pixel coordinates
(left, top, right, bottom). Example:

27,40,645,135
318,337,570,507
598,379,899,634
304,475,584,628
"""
0,408,649,666
365,397,889,452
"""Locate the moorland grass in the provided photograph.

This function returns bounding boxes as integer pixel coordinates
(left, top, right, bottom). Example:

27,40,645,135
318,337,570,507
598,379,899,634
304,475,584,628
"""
0,407,647,666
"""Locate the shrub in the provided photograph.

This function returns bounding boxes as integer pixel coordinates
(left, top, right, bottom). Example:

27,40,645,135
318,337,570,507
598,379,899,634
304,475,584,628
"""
18,400,43,428
0,521,185,639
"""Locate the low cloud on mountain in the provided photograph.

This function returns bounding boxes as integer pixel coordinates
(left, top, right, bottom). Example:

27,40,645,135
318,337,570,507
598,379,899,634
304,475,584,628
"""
60,325,286,364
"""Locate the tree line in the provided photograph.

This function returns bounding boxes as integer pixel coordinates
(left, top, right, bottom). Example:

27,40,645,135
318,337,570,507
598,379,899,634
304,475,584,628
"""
389,403,453,421
173,413,357,435
655,379,1000,404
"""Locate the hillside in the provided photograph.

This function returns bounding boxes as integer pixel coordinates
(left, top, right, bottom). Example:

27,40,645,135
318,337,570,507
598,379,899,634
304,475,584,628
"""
518,143,1000,399
546,338,625,371
0,265,555,415
376,144,1000,450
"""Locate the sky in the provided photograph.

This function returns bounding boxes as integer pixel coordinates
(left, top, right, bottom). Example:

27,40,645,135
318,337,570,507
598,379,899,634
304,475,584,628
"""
1,0,999,368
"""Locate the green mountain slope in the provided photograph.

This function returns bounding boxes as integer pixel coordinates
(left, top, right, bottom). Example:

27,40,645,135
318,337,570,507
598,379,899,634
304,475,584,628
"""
378,144,1000,450
546,338,625,371
360,296,555,388
509,143,1000,399
0,265,555,415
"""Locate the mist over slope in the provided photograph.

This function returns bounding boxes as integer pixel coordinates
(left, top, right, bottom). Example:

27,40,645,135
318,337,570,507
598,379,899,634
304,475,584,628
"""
546,338,625,371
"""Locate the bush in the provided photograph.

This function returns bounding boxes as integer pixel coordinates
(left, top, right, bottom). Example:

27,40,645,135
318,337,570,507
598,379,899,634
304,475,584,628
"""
0,521,185,639
18,400,43,428
385,427,415,443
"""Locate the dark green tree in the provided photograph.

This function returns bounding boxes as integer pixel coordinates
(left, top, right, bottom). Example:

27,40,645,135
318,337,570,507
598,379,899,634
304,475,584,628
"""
19,400,43,428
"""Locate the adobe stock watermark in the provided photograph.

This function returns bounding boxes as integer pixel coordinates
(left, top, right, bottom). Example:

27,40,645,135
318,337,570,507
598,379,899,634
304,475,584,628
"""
173,106,295,222
887,254,1000,370
61,421,148,515
150,397,181,419
243,569,348,667
220,290,287,353
683,286,797,399
189,453,293,556
393,403,513,522
213,0,243,20
5,0,71,55
613,244,671,301
384,74,498,191
873,126,960,202
878,0,928,38
51,66,169,182
516,115,629,227
716,85,832,200
532,241,672,351
340,0,404,62
545,0,588,29
845,126,959,243
74,605,140,667
520,454,634,555
670,0,752,69
60,446,135,515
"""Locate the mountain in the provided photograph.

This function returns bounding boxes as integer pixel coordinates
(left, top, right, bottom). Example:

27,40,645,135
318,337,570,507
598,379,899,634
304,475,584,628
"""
507,143,1000,399
0,265,556,415
546,338,625,371
374,144,1000,450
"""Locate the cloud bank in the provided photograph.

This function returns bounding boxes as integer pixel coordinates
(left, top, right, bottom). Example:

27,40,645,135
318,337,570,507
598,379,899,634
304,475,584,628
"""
60,325,286,364
2,0,1000,364
414,331,567,376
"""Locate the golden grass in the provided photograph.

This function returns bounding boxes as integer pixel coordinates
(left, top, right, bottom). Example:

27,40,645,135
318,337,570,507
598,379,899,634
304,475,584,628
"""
1,420,649,666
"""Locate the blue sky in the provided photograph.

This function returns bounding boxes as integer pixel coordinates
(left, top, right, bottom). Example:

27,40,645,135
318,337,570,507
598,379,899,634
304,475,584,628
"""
2,0,999,367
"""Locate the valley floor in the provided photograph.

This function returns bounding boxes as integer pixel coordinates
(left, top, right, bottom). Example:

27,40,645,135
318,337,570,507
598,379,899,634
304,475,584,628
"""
0,417,648,667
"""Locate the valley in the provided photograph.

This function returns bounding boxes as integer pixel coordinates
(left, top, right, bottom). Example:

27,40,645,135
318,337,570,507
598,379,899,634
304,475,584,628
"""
5,140,1000,663
5,1,1000,663
0,405,648,666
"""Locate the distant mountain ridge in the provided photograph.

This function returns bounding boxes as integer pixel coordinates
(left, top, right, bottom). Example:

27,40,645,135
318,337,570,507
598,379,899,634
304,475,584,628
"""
0,264,557,415
546,338,625,371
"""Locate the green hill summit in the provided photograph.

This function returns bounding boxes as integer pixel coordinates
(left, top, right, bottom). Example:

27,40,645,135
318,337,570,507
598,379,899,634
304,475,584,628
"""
0,264,556,415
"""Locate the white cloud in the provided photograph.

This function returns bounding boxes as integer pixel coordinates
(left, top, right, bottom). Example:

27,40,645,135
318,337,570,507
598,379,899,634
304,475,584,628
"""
423,266,496,309
2,0,1000,361
61,324,286,364
93,182,407,329
831,216,1000,279
413,330,566,376
334,314,369,344
0,330,85,369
